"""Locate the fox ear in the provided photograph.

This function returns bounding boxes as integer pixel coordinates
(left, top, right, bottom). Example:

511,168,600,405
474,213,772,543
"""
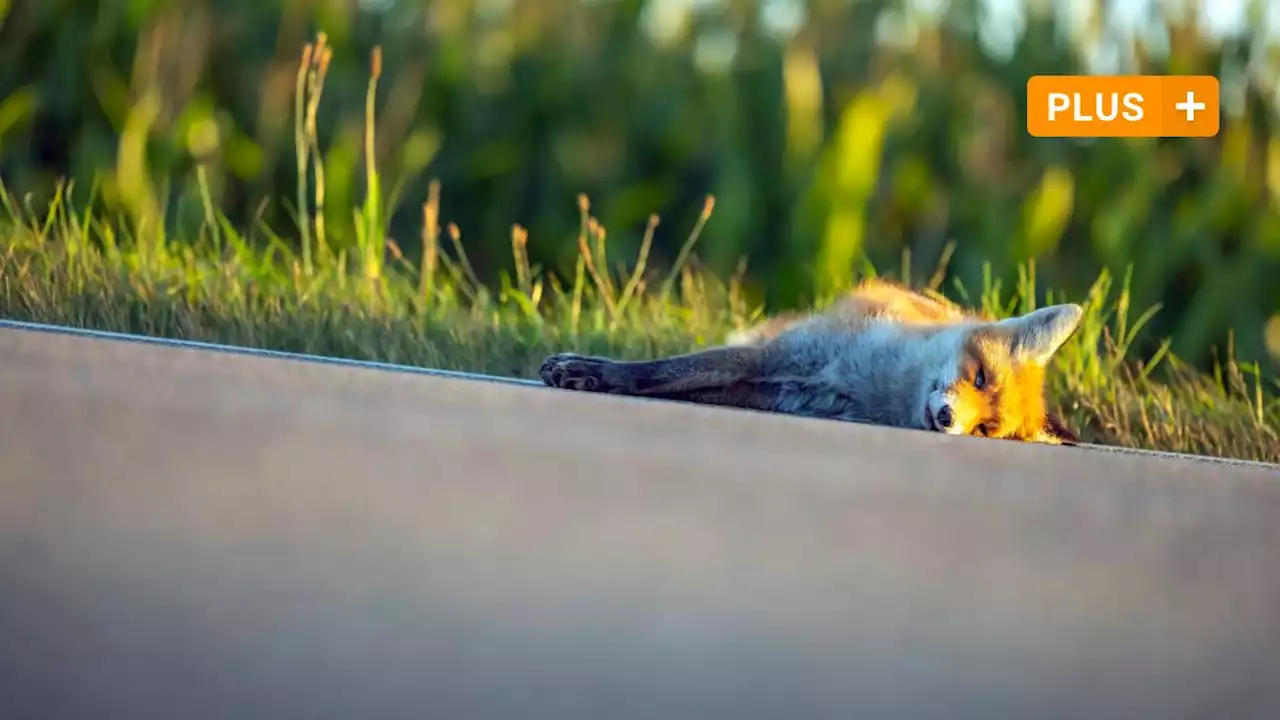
1036,412,1080,446
995,304,1084,366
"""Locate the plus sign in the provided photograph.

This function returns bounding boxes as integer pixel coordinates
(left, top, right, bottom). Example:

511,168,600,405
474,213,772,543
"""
1175,91,1206,122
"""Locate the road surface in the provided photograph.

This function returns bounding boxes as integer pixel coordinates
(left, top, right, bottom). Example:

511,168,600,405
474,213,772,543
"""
1,321,1278,720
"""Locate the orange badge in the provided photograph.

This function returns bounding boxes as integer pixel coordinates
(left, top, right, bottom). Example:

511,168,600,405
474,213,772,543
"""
1026,75,1219,138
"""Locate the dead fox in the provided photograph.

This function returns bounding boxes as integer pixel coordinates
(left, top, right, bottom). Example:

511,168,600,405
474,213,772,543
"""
539,278,1082,444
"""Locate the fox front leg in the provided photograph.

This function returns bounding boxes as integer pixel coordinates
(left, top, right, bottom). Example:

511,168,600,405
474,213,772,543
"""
537,353,628,393
538,346,765,397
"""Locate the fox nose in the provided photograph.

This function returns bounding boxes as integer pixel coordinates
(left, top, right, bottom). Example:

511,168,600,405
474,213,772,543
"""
935,405,953,429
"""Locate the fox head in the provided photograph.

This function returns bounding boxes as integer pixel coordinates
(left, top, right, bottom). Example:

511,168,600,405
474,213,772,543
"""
922,304,1083,445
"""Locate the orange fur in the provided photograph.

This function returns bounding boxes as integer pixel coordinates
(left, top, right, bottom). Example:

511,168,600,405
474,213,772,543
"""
543,278,1082,445
739,279,1079,444
954,331,1058,442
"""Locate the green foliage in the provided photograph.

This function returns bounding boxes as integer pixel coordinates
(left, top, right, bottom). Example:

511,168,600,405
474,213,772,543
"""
0,180,1275,462
1,0,1278,372
1,0,1279,462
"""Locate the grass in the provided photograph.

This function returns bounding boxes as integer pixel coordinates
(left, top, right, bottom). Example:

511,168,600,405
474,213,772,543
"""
0,37,1276,464
2,179,1277,464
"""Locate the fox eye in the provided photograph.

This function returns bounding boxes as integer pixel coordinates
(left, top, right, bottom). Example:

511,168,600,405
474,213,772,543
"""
974,367,987,389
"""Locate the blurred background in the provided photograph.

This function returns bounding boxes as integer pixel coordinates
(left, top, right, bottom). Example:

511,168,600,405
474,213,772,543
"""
0,0,1277,370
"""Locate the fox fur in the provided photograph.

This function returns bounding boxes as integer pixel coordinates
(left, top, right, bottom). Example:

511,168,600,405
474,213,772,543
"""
539,278,1083,444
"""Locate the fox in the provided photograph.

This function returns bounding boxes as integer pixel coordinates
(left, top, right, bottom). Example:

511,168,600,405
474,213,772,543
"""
538,278,1083,444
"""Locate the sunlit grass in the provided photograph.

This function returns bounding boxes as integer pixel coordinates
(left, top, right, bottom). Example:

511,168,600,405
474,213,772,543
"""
0,37,1275,463
1,176,1276,463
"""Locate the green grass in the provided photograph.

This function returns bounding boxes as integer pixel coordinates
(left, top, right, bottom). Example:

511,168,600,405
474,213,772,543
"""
0,181,1276,464
1,39,1276,464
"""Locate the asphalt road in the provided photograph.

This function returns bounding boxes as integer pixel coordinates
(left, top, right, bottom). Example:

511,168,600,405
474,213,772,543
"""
1,322,1278,720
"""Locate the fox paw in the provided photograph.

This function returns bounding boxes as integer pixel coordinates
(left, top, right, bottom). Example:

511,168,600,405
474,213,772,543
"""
540,351,629,389
539,353,615,392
